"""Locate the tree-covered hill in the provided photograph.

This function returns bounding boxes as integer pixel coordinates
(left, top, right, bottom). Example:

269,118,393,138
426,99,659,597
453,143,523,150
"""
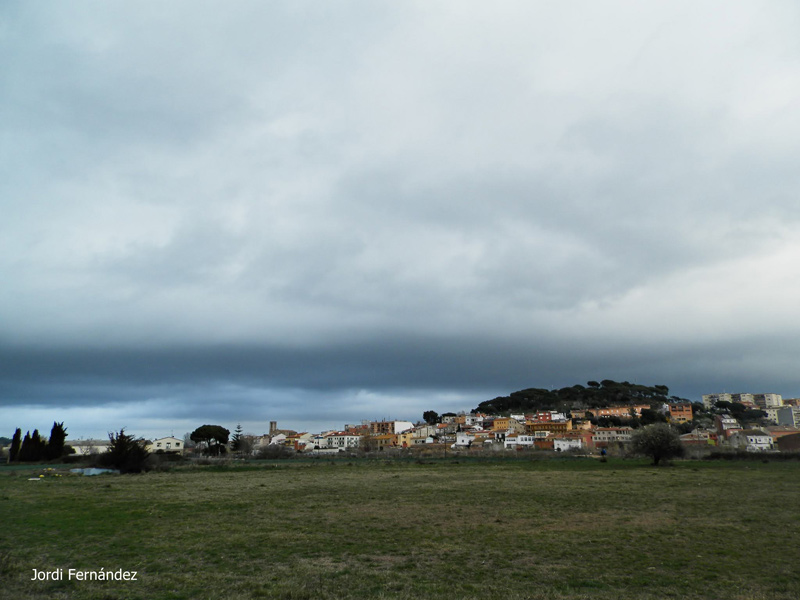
474,380,689,415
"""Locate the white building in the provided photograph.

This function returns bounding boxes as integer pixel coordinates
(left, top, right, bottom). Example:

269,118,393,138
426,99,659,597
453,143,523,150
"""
454,432,476,447
504,434,536,449
729,430,773,452
731,393,755,405
702,393,732,409
554,438,584,452
146,437,184,454
753,394,783,409
463,414,482,426
716,415,742,437
763,407,782,425
323,432,360,450
70,440,111,455
269,433,288,446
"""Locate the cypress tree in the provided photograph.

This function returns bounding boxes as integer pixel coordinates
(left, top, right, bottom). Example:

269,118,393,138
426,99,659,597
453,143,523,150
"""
18,432,32,462
30,429,46,461
9,428,21,462
46,422,67,460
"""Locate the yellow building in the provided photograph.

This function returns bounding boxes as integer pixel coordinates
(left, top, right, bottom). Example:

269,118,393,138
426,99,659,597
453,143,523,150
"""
492,418,524,433
371,434,397,450
396,431,416,447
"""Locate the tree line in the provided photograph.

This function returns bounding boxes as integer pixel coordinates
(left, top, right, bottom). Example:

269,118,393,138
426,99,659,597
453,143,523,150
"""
473,380,688,415
7,422,71,462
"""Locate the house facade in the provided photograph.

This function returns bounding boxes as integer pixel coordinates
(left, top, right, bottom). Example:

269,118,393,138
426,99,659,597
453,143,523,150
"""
715,415,742,439
146,437,184,454
589,405,650,419
592,427,633,446
370,420,414,435
728,430,773,452
753,394,783,409
504,434,536,449
668,403,693,423
323,432,360,450
70,440,111,455
553,438,583,452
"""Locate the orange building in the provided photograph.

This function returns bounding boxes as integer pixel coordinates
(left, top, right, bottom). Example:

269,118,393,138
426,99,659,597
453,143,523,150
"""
668,403,693,423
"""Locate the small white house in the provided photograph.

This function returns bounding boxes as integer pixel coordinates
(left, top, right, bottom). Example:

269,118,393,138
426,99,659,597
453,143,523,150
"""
553,438,583,452
146,437,184,454
453,432,476,447
269,433,288,446
70,440,111,455
729,430,773,452
504,434,536,449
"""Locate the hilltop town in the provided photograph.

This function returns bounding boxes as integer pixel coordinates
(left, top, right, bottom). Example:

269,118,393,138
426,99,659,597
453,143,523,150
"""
11,381,799,463
209,388,800,456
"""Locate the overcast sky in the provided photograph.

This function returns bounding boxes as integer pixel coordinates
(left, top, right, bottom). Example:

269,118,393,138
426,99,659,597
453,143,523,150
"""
3,1,800,440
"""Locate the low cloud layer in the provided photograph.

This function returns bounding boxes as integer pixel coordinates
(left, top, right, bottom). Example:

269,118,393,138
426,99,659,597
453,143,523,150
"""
3,2,800,438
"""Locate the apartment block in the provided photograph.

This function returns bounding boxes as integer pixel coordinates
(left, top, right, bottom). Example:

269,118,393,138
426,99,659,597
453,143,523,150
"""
753,394,783,409
702,393,732,409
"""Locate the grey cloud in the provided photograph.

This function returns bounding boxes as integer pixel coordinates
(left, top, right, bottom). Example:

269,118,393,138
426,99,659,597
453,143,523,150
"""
3,2,800,435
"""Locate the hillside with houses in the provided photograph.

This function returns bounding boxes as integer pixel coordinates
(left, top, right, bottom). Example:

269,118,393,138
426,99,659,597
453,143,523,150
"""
237,382,800,457
6,382,800,463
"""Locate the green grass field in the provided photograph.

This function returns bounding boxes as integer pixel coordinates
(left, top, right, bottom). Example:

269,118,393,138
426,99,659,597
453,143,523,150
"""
2,457,799,599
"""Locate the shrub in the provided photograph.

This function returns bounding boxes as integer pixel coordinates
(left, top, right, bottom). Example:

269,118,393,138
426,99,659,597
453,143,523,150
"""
98,429,150,473
256,445,294,460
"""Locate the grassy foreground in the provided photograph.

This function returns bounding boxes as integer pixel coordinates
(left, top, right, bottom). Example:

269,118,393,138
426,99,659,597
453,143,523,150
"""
1,457,799,600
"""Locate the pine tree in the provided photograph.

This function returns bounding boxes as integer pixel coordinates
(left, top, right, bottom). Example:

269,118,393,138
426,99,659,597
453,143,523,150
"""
231,423,244,453
9,429,22,462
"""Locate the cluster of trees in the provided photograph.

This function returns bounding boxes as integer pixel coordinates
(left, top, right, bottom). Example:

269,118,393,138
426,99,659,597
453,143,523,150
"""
5,420,250,471
712,400,767,423
585,407,688,431
422,411,441,425
473,380,687,415
8,423,72,463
